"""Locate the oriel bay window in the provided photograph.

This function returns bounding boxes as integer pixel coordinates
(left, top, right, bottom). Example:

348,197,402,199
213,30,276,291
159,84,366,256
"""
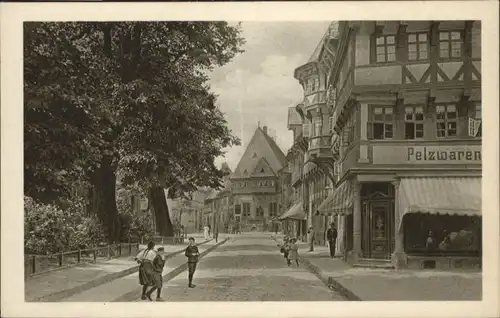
375,35,396,63
408,33,429,61
368,106,394,140
439,31,463,59
436,105,458,138
405,106,425,139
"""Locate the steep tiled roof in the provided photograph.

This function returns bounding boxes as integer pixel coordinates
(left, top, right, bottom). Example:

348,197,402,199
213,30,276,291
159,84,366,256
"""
232,126,287,179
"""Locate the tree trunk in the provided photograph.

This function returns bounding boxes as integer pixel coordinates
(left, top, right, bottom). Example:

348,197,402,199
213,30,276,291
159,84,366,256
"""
149,186,173,237
89,155,121,243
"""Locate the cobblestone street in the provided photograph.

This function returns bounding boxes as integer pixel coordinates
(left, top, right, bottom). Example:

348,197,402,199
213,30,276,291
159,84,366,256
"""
142,233,345,301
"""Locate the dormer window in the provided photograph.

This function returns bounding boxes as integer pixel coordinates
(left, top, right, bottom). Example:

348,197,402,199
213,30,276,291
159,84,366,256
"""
252,153,257,158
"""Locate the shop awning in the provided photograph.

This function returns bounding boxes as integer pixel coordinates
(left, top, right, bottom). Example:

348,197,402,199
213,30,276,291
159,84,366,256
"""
398,177,481,231
278,202,306,220
317,181,355,215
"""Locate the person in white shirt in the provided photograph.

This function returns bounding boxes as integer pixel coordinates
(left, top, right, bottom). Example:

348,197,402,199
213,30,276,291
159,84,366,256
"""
135,241,157,300
203,225,210,241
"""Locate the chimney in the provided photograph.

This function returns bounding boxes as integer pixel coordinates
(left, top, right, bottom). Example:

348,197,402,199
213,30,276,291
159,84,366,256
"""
263,126,268,134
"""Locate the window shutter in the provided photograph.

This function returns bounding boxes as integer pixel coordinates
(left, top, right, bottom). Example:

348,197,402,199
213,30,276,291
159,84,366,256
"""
476,121,481,137
367,122,373,140
468,118,474,137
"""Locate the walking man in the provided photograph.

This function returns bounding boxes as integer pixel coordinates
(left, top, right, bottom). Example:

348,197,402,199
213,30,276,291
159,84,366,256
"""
326,223,338,258
185,237,200,288
307,226,315,252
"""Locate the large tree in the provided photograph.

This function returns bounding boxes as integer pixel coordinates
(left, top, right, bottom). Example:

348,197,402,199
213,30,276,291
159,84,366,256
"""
24,22,244,241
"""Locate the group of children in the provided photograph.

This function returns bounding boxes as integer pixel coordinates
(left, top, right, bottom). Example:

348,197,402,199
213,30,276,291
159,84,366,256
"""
134,237,200,301
279,235,300,267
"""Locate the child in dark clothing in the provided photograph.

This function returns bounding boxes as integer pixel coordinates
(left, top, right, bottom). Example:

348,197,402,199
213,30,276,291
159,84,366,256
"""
281,235,291,266
185,237,200,288
288,238,300,267
147,247,166,301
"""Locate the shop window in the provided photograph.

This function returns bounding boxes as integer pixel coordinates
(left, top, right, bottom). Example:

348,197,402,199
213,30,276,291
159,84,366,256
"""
408,32,429,61
403,214,481,256
404,106,425,139
368,107,394,140
436,104,458,138
439,31,463,59
375,35,396,63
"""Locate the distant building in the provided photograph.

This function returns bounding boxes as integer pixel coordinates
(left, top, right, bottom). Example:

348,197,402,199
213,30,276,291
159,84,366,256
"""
170,188,211,234
203,163,233,232
230,126,287,232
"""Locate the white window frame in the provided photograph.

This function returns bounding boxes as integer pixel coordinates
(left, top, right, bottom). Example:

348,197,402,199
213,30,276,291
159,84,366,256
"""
436,104,458,138
369,106,394,140
408,32,429,61
439,31,463,60
404,106,425,139
375,35,397,63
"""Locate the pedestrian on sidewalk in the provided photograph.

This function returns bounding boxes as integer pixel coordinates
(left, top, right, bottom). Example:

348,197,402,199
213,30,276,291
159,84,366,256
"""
135,241,157,300
288,238,300,267
147,247,166,301
185,237,200,288
281,235,291,266
307,226,315,252
326,223,338,258
203,225,210,241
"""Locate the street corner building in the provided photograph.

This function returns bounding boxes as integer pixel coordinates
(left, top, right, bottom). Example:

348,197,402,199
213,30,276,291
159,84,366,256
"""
203,126,289,233
282,20,481,270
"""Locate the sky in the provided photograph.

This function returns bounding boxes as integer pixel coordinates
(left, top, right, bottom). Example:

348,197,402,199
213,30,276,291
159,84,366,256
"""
210,21,331,171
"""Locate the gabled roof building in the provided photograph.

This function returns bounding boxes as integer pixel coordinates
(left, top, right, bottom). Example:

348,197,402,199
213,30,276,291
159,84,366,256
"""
230,125,288,231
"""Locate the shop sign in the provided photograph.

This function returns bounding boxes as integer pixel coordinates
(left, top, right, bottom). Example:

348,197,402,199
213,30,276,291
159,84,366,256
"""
372,145,482,164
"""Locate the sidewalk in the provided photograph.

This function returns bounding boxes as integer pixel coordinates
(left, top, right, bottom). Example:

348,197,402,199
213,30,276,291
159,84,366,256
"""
299,244,482,301
62,235,228,302
26,234,216,302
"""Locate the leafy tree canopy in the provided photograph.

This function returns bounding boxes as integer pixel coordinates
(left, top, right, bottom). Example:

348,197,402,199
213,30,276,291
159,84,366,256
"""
24,22,245,204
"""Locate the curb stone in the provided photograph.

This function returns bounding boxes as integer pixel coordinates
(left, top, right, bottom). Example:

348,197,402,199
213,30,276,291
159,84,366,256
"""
299,256,361,301
29,239,214,302
113,237,230,302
